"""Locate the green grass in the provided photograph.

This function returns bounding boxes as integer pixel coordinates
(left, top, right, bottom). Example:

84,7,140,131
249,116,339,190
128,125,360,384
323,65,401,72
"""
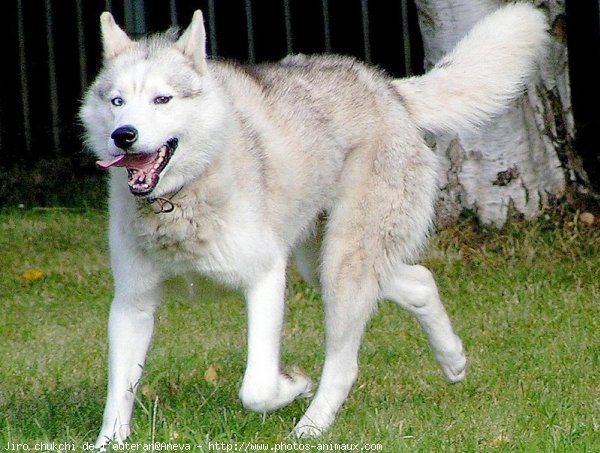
1,208,599,452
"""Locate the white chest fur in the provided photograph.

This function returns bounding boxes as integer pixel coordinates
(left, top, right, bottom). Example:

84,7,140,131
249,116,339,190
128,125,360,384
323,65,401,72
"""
130,195,276,289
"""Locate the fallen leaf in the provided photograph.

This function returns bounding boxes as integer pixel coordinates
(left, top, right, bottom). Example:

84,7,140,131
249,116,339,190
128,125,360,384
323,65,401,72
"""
204,364,222,386
22,269,45,282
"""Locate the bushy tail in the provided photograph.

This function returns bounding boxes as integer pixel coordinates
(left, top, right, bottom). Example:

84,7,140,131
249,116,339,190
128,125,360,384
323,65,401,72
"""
393,3,549,135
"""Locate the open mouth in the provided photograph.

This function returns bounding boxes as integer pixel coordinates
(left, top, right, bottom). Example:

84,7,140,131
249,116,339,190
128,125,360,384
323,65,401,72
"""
96,138,178,196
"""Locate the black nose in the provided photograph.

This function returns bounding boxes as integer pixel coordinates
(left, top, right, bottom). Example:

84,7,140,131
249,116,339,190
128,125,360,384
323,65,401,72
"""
111,125,138,150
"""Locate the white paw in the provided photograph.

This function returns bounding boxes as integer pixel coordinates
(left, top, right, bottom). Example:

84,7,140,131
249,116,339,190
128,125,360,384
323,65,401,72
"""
240,367,313,412
293,411,333,438
293,422,325,438
283,366,314,399
95,423,131,451
433,334,467,383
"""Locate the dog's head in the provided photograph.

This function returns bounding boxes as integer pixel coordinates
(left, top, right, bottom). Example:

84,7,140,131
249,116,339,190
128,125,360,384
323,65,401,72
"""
80,11,229,198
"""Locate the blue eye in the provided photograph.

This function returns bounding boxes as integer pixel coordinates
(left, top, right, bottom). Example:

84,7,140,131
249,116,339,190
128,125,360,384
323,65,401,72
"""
154,95,173,105
111,96,124,107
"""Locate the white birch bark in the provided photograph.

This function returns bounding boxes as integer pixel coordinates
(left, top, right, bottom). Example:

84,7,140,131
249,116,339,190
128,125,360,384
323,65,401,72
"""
414,0,587,226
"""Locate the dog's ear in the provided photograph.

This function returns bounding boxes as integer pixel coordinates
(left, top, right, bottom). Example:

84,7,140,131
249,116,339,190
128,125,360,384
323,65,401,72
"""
175,10,208,75
100,12,135,60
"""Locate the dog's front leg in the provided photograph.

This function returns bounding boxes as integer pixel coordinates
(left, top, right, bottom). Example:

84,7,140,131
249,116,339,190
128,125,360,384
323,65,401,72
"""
95,288,161,449
239,255,313,413
95,229,163,449
95,289,162,449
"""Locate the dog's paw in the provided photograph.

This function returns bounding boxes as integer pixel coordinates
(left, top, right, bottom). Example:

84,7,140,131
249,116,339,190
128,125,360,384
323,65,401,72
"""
94,437,113,452
293,401,337,438
284,366,314,399
240,367,313,412
95,425,130,451
434,334,467,383
293,422,325,438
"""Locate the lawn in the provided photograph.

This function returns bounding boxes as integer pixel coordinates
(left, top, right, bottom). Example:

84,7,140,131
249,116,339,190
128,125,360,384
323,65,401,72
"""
1,208,599,452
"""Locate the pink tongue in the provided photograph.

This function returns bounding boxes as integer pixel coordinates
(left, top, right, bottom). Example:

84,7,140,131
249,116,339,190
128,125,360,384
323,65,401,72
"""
96,155,126,170
96,153,156,171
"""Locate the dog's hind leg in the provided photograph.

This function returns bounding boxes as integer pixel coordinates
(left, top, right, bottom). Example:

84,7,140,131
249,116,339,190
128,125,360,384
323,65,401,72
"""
382,264,467,383
239,254,313,413
294,224,380,437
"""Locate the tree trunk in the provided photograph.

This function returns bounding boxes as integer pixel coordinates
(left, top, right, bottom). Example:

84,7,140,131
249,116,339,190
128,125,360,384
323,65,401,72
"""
413,0,591,226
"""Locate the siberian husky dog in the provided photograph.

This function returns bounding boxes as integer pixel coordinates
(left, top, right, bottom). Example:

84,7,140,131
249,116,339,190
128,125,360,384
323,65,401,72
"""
81,3,548,448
